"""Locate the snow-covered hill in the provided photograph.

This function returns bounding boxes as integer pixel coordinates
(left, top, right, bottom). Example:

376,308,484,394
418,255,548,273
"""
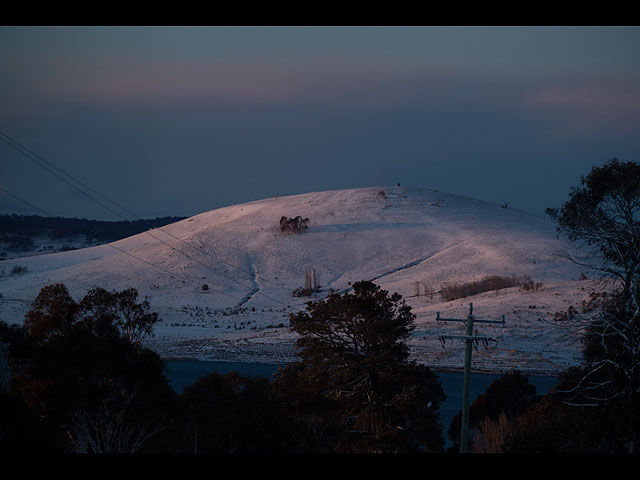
0,186,608,374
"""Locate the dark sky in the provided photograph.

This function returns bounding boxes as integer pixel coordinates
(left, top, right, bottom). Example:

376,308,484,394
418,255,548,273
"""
2,26,640,220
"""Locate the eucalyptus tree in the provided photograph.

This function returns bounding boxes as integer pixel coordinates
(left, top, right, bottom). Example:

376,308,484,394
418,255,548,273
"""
548,158,640,451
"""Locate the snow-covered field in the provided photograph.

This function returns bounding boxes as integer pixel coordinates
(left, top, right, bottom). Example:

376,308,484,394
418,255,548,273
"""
0,234,105,261
0,186,609,375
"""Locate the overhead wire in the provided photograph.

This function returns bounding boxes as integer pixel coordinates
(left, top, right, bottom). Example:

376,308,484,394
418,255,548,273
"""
0,133,285,309
0,186,53,217
0,129,294,303
0,186,206,291
0,186,281,307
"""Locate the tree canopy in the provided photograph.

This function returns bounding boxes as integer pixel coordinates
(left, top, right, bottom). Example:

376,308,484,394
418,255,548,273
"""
448,370,538,452
550,158,640,292
176,371,294,453
2,283,173,453
273,280,445,453
541,158,640,452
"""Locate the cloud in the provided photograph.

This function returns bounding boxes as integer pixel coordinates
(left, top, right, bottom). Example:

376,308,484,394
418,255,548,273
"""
520,81,640,138
5,44,640,146
1,51,530,112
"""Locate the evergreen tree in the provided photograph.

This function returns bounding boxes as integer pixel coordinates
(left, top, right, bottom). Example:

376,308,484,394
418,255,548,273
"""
273,281,445,452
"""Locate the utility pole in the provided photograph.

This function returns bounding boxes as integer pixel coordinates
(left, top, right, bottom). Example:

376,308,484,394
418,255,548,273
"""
437,303,505,453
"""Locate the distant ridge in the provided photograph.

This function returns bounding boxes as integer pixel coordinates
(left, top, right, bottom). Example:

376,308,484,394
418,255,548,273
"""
0,213,187,256
0,186,599,374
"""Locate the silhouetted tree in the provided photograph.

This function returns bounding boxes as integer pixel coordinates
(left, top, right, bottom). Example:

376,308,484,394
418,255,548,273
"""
549,158,640,295
4,283,175,452
23,283,79,342
80,286,159,346
0,389,56,453
515,294,640,453
273,281,445,453
176,371,294,453
447,370,538,452
531,158,640,452
0,321,56,453
504,367,630,453
547,158,640,452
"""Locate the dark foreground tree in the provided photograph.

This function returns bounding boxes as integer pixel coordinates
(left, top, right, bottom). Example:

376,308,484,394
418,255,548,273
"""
272,281,446,453
3,283,176,453
0,321,56,453
549,158,640,295
174,371,295,453
541,158,640,452
0,389,57,453
504,367,631,453
447,370,538,453
509,294,640,453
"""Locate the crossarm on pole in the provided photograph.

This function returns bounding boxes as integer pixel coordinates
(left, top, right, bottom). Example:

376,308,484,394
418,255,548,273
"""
436,312,505,324
440,334,496,342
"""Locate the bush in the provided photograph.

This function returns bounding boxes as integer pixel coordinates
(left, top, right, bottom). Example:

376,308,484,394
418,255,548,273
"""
279,216,309,234
0,233,35,252
10,265,28,276
471,411,524,453
519,276,543,292
440,275,542,302
448,370,538,452
413,281,436,298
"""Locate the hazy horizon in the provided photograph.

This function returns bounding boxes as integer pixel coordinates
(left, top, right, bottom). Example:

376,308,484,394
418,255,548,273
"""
2,26,640,220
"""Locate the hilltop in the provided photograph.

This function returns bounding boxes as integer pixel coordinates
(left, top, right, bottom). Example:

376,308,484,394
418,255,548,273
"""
0,186,607,374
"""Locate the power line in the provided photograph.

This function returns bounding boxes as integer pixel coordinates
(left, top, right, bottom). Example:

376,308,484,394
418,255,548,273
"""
0,131,133,219
0,129,294,302
0,132,129,220
0,186,53,217
1,127,403,299
1,189,275,306
0,188,208,291
87,242,204,290
0,175,271,309
0,129,288,307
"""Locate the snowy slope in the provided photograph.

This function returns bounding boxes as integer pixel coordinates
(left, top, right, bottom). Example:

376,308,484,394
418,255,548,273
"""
0,186,606,374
